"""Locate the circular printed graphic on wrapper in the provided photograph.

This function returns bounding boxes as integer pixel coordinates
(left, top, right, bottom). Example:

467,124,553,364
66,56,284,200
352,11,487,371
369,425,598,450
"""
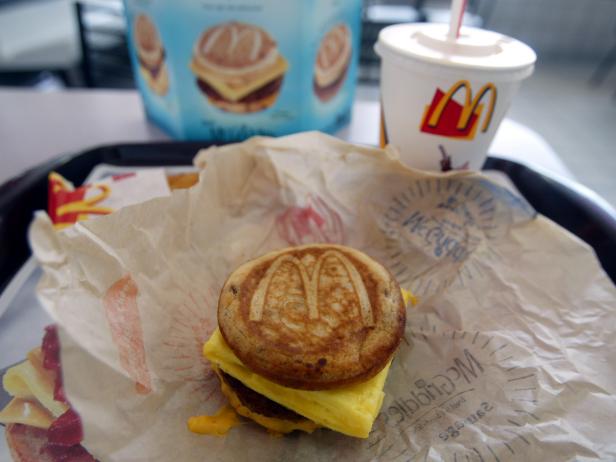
374,176,534,300
366,317,543,461
355,175,549,460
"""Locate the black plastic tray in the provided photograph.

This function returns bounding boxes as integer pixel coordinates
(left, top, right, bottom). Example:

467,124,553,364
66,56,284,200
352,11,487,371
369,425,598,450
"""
1,142,615,295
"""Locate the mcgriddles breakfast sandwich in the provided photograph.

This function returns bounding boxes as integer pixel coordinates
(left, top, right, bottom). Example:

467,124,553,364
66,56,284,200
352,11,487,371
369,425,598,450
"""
189,244,407,438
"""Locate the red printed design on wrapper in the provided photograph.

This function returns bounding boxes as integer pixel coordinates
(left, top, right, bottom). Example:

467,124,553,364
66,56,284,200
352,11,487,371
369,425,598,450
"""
102,275,152,394
276,194,344,245
160,288,223,404
48,173,113,230
420,80,497,141
111,172,136,181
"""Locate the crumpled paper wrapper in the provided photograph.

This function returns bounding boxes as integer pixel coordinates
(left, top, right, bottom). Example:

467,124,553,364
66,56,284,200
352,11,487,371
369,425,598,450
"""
30,132,616,461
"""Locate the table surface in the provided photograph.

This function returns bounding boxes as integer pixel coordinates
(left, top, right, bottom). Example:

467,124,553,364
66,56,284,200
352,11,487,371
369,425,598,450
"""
0,86,573,186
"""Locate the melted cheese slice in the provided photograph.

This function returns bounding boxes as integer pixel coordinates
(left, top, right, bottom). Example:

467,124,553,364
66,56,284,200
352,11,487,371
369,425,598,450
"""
187,405,239,436
190,56,288,102
0,398,55,429
3,349,69,418
401,288,417,307
203,329,391,438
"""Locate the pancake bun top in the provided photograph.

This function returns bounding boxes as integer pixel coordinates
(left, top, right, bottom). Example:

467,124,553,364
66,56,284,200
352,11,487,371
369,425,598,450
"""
218,244,406,390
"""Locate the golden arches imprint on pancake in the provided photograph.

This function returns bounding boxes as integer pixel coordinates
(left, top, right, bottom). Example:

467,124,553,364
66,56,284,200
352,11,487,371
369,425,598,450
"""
249,250,374,327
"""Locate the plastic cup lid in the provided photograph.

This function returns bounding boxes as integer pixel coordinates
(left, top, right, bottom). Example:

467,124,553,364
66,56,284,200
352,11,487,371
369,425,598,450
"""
375,23,536,73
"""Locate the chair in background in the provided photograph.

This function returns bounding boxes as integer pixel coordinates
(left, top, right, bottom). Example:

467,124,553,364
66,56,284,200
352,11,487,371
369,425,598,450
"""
0,0,80,88
415,0,489,29
360,0,424,82
589,19,616,99
358,0,494,83
74,0,134,89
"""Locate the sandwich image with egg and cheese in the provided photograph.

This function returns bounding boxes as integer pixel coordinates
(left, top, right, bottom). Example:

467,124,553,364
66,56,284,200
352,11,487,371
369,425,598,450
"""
313,24,352,102
189,21,288,113
133,14,169,96
189,244,407,438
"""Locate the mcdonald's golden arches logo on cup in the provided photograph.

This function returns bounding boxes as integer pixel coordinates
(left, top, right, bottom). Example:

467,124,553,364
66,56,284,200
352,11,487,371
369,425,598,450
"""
420,80,497,140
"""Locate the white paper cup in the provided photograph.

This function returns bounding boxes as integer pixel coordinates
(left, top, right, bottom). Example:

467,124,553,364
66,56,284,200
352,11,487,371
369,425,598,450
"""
375,23,536,171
